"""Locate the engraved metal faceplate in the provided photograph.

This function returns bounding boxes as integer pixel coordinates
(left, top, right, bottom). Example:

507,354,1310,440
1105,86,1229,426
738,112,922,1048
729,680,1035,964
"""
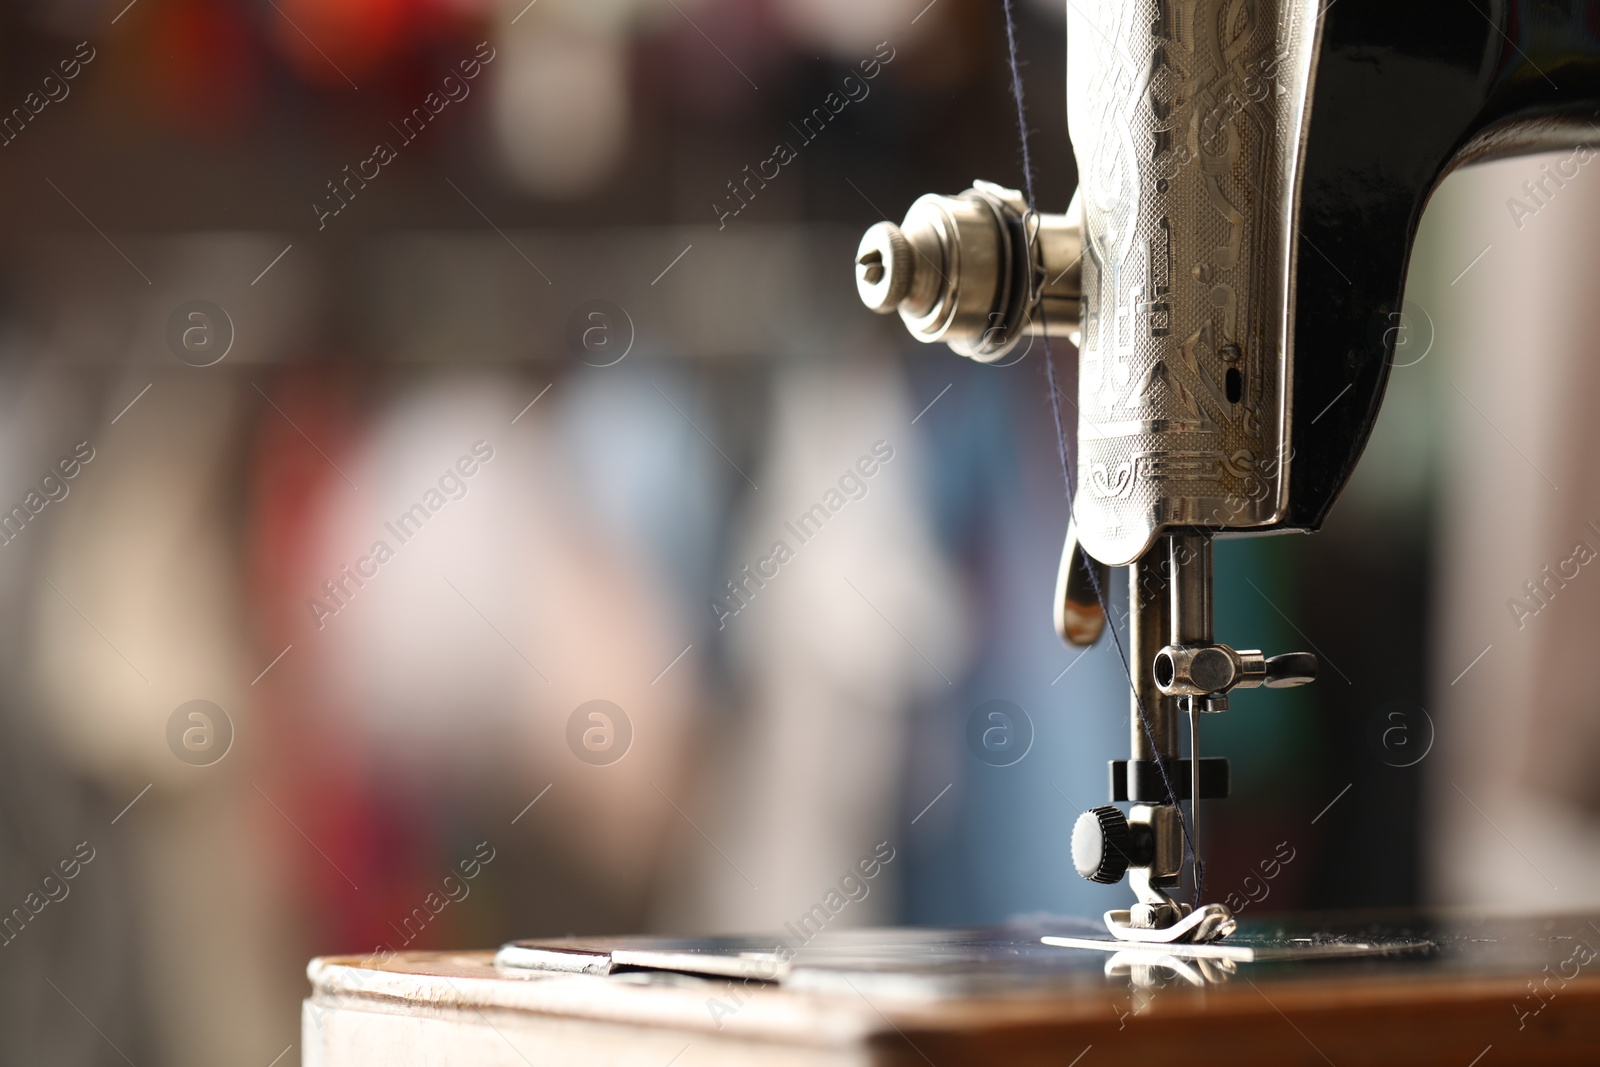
1066,1,1319,566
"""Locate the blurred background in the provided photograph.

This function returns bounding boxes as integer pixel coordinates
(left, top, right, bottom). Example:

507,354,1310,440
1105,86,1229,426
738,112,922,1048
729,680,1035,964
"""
0,0,1596,1063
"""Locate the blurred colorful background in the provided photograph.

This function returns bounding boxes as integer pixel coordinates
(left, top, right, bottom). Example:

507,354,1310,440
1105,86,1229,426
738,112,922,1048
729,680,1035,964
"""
0,0,1596,1063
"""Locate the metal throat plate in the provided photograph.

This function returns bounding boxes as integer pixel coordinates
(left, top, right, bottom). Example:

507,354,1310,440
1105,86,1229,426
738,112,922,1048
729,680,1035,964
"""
497,915,1442,1000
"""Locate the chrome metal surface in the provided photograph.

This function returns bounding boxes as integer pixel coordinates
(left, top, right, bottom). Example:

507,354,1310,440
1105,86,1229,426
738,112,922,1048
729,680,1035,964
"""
1155,643,1317,696
1187,699,1201,898
1155,645,1243,694
1155,644,1267,695
1168,533,1214,646
1031,189,1085,338
854,221,914,312
1128,548,1179,763
1264,650,1319,687
852,182,1081,362
1103,902,1238,945
1052,936,1430,964
1055,520,1111,646
495,912,1446,993
1167,531,1214,911
1173,530,1212,900
1127,867,1185,931
1130,804,1182,886
1066,1,1320,567
1051,4,1329,945
1105,950,1238,989
1107,549,1213,937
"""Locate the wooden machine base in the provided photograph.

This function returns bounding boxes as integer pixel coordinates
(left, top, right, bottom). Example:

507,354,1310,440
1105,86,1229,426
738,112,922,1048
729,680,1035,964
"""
302,911,1600,1066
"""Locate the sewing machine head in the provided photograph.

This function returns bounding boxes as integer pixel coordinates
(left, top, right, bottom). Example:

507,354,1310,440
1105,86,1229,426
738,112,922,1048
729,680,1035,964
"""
854,0,1600,942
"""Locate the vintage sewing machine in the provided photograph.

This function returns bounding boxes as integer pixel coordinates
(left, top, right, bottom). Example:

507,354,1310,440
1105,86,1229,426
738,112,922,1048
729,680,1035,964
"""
306,3,1600,1062
856,0,1600,945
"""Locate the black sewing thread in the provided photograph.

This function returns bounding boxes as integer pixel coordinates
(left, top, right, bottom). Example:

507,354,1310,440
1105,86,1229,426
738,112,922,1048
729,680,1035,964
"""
998,0,1202,906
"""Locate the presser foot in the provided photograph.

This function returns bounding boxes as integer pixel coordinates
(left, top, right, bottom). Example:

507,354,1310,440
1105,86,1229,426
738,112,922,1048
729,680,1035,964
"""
1074,806,1234,943
1104,901,1236,944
